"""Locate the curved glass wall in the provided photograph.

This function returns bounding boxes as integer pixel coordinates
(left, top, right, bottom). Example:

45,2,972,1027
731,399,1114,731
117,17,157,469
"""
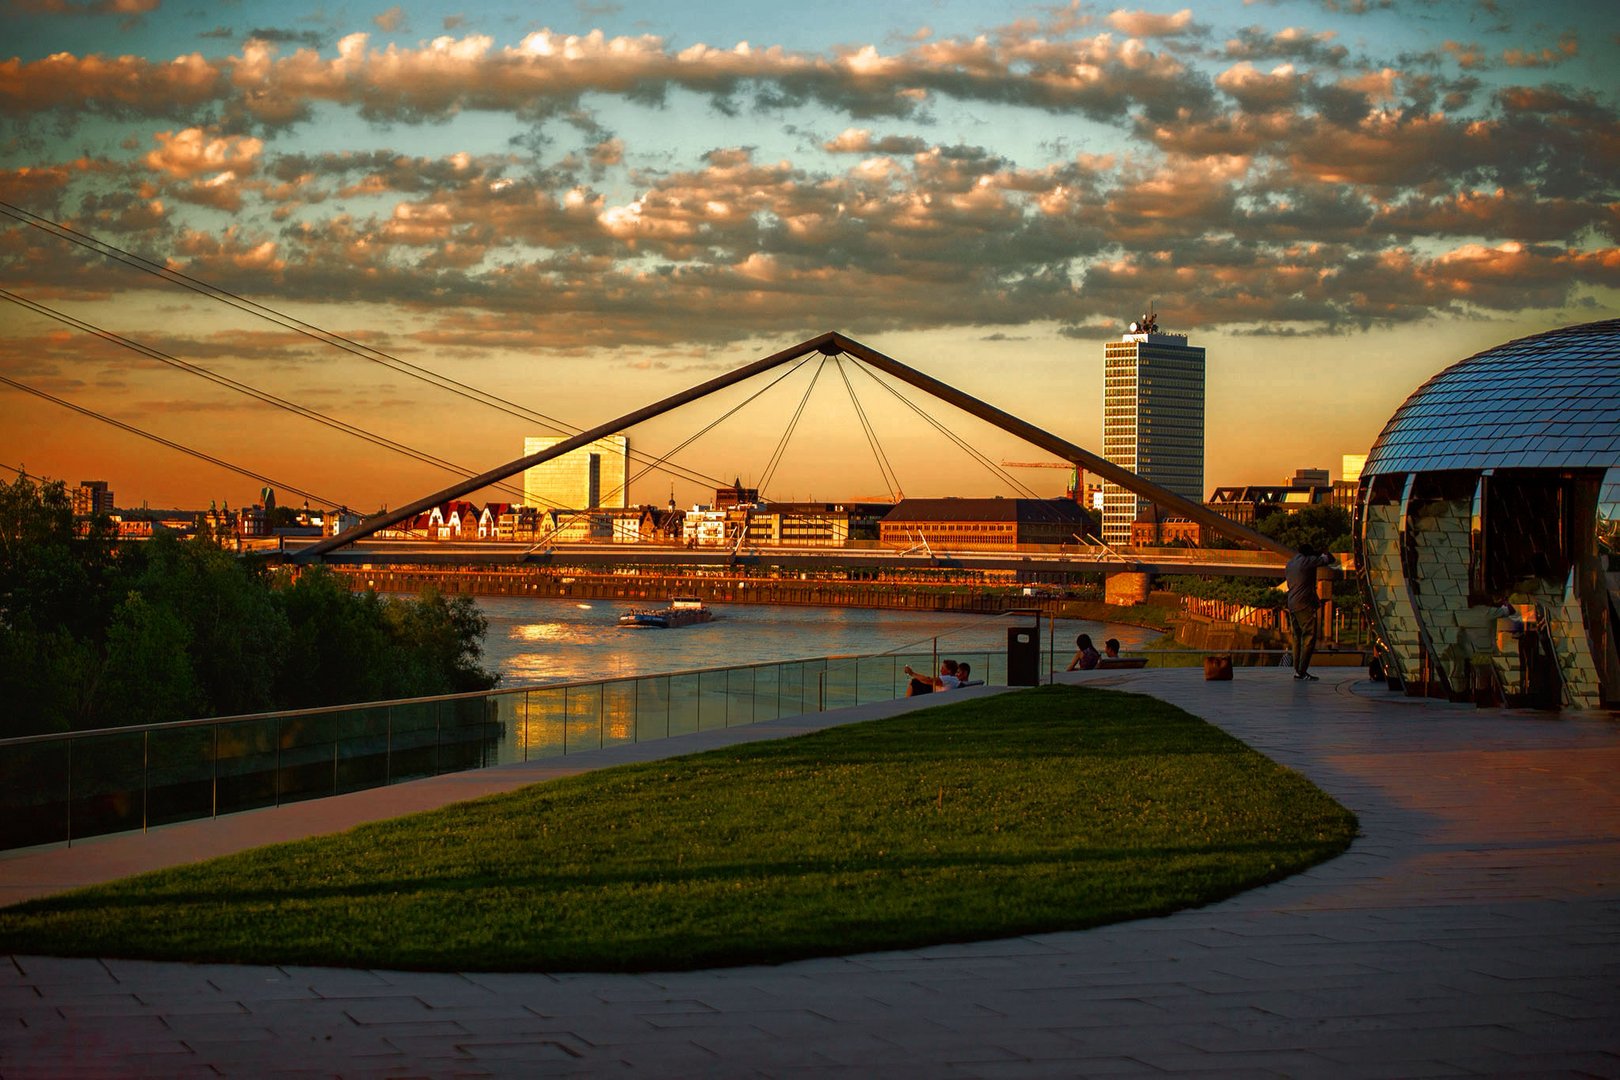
1355,320,1620,710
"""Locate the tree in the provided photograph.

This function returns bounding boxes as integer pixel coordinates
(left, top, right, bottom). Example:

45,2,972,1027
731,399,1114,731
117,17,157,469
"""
119,536,289,718
381,589,498,696
0,476,497,734
273,567,395,708
1255,504,1352,554
99,592,200,727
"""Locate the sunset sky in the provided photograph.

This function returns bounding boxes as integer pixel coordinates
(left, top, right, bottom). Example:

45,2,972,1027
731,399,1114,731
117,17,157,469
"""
2,0,1616,512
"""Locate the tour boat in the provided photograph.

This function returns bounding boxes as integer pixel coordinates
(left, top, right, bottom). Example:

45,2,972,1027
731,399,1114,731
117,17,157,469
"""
617,596,715,629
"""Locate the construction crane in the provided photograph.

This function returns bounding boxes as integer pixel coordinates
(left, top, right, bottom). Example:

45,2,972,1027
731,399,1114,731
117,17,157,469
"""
1000,461,1081,501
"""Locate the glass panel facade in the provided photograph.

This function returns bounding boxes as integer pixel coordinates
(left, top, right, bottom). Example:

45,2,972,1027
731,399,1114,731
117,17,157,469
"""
388,701,440,781
1356,319,1620,708
634,676,672,742
215,717,278,814
600,682,638,746
565,684,603,751
146,726,216,826
668,673,702,737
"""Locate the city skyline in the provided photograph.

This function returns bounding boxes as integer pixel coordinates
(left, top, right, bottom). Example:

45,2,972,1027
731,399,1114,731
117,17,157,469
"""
2,0,1616,511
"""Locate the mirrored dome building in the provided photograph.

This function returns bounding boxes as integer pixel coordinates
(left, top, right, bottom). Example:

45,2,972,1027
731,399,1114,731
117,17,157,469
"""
1354,320,1620,710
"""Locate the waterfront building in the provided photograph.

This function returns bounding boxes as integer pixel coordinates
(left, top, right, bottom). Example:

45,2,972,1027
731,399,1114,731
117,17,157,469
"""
522,435,629,510
1354,319,1620,710
682,505,748,547
741,503,891,547
879,498,1093,551
1101,315,1205,546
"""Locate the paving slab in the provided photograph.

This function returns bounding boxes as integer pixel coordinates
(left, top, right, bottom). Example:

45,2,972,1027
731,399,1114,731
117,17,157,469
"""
3,669,1619,1076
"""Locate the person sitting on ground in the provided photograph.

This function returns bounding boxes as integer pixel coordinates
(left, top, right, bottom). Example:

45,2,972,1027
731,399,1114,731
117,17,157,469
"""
1066,633,1101,671
904,659,960,695
1104,639,1121,659
955,661,980,687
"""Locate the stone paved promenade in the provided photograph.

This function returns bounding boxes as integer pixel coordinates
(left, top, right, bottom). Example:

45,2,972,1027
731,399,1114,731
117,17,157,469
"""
3,669,1618,1078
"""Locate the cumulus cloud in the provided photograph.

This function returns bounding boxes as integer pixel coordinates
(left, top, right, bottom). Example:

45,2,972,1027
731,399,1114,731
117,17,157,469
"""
373,6,406,33
1104,8,1197,38
143,128,264,178
1501,34,1578,68
0,9,1615,348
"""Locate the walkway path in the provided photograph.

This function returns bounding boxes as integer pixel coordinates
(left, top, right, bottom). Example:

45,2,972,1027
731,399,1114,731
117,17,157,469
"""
4,670,1617,1077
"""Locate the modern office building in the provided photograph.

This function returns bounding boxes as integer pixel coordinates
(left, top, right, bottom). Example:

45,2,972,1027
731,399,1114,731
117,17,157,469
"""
72,480,115,517
1354,319,1619,710
521,436,630,510
1101,315,1205,546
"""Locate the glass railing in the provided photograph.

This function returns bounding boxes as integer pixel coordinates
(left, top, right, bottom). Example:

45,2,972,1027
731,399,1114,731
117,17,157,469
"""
0,649,1009,853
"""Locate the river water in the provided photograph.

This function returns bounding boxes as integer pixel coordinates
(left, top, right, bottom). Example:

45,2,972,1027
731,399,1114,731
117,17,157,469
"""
474,596,1159,686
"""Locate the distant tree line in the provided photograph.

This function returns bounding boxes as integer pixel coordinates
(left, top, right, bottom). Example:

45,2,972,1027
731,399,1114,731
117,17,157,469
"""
0,476,498,738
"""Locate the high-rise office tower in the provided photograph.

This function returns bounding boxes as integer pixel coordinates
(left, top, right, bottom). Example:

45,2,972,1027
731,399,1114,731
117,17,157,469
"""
1101,315,1205,546
522,435,630,509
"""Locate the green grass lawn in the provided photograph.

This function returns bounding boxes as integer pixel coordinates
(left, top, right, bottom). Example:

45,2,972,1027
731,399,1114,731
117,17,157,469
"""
0,685,1357,972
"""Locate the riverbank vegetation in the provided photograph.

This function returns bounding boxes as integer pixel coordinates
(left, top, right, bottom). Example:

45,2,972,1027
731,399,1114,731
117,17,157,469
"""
0,685,1358,972
0,476,497,737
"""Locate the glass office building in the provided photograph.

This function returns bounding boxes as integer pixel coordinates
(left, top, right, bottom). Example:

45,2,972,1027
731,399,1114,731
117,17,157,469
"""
1102,327,1205,546
1354,320,1620,710
522,435,630,510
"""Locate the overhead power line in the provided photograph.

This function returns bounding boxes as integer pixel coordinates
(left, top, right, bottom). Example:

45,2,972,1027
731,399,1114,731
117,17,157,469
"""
0,374,351,509
0,288,550,509
0,200,733,493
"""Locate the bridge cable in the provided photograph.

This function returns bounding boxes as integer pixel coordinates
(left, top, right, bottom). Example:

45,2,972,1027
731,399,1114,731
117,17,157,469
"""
0,202,732,493
0,374,351,509
756,355,827,499
832,356,903,502
843,355,1044,499
524,355,817,550
0,288,554,512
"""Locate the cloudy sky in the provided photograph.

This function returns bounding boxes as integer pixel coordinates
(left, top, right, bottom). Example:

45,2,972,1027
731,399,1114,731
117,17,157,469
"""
2,0,1616,511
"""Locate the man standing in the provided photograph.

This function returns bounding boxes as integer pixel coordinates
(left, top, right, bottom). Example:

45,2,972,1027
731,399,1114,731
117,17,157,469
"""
1285,545,1336,681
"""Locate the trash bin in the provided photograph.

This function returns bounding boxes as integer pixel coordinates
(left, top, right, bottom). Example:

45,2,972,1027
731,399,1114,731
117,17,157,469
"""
1007,625,1040,686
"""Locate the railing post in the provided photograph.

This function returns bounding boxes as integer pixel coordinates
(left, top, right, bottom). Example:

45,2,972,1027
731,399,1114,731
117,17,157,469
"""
562,686,569,755
66,738,73,848
274,716,282,807
386,706,393,784
211,724,218,819
142,729,149,833
633,679,639,743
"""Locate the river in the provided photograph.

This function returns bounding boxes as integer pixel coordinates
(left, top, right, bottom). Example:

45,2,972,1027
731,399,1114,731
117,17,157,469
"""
474,596,1159,686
